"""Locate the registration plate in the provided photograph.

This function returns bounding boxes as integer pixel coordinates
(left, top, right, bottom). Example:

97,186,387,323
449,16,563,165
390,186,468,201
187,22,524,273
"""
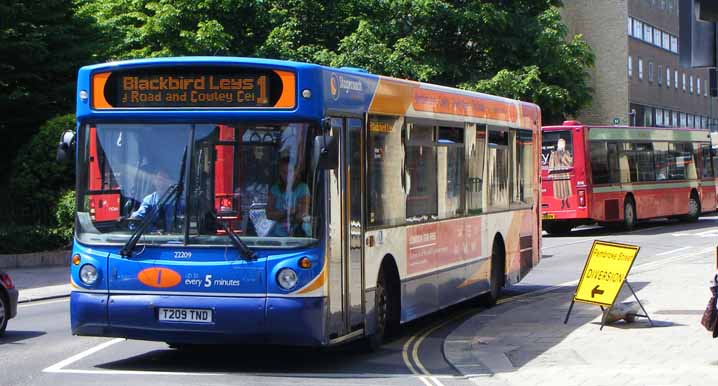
542,213,556,220
158,308,213,323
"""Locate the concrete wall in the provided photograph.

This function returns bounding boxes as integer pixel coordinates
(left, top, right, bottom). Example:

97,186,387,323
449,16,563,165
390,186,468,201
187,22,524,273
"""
561,0,630,125
0,250,69,269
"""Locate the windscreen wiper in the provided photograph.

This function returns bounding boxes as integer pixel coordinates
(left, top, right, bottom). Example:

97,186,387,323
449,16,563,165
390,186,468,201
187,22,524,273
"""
120,183,181,257
208,210,257,260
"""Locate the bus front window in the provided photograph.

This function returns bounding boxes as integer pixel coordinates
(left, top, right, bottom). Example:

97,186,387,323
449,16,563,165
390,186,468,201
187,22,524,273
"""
77,123,320,248
76,124,191,245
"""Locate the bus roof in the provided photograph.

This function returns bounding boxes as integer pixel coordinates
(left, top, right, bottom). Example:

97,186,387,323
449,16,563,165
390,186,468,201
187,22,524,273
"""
77,56,540,130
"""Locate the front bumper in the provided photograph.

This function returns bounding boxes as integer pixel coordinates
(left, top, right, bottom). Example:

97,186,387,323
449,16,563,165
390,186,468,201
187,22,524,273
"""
71,291,327,346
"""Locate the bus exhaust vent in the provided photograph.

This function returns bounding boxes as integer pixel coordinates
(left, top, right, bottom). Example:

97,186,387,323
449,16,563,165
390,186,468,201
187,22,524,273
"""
605,199,619,220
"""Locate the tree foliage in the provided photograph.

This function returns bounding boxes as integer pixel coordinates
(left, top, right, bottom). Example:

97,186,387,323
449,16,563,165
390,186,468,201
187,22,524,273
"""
76,0,594,124
7,114,76,225
0,0,96,179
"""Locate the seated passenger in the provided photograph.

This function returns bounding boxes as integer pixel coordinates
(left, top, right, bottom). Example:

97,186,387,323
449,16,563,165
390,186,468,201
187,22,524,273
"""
266,156,311,237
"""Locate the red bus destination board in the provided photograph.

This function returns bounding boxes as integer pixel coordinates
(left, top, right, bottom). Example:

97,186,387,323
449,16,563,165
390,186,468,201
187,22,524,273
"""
92,67,296,109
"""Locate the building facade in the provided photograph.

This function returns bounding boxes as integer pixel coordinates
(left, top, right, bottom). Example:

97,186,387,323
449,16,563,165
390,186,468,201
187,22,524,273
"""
561,0,717,129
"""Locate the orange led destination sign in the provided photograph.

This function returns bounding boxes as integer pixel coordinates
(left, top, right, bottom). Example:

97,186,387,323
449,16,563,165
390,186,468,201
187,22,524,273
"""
93,66,296,109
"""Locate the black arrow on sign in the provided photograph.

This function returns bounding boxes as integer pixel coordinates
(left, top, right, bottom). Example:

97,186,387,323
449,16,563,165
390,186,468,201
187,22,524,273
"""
591,285,604,298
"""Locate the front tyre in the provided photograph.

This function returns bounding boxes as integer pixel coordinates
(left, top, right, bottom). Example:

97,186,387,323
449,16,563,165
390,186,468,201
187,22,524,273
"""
367,268,397,350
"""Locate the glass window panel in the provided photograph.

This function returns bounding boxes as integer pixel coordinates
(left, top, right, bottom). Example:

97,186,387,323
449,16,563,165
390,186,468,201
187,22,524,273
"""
511,129,534,206
487,128,509,210
367,115,405,227
406,124,437,222
466,125,485,214
662,32,670,49
702,145,714,178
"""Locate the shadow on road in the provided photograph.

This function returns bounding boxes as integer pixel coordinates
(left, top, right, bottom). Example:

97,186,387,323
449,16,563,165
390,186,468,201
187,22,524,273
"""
0,330,46,345
544,214,718,239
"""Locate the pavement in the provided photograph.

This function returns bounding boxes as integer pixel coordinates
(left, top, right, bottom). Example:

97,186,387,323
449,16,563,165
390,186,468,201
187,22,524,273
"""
444,244,718,385
5,266,70,303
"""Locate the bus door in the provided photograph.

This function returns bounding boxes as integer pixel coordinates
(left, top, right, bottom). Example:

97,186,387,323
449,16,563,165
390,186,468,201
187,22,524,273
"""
326,117,365,339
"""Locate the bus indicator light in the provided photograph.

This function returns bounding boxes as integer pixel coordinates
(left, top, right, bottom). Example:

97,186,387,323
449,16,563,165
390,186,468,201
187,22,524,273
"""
299,257,312,269
72,254,81,266
578,190,586,207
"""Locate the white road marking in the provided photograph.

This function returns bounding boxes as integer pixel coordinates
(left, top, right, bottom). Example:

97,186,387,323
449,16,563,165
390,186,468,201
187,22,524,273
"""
18,298,69,308
656,246,692,256
43,338,125,373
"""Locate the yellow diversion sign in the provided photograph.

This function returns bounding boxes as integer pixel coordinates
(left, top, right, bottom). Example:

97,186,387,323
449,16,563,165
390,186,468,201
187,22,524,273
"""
574,241,640,306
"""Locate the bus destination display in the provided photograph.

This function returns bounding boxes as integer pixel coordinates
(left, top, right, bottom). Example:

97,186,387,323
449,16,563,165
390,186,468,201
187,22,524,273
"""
96,67,291,108
120,74,269,107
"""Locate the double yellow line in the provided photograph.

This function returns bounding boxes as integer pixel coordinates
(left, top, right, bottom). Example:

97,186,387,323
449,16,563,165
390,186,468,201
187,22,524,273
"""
401,309,475,386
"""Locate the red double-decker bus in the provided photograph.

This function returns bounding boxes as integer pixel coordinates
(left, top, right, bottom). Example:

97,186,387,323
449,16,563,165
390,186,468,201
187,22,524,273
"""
541,121,717,234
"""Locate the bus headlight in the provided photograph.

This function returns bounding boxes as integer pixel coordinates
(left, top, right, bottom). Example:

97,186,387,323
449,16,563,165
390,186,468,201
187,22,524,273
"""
80,264,98,285
277,268,298,290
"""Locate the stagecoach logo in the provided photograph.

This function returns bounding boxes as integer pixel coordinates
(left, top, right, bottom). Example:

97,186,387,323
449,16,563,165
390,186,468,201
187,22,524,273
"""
329,73,363,101
137,267,182,289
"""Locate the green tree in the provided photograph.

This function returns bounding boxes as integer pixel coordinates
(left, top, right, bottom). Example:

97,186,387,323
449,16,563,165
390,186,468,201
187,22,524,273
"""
0,0,97,179
77,0,271,59
7,114,76,225
79,0,593,122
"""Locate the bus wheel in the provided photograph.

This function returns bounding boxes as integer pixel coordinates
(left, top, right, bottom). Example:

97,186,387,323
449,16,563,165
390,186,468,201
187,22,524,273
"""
685,194,700,222
480,241,505,307
367,268,396,350
623,199,636,230
543,222,572,235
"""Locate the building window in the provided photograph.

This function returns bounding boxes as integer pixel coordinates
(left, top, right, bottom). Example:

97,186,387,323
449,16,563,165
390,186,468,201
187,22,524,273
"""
644,25,653,44
671,36,678,53
680,112,686,126
662,32,670,50
656,109,663,126
706,79,709,97
648,62,654,82
674,70,678,89
658,65,663,85
690,75,694,94
628,57,633,78
666,66,671,87
682,73,686,91
638,58,644,80
697,77,701,95
634,20,643,39
628,17,633,36
654,29,662,46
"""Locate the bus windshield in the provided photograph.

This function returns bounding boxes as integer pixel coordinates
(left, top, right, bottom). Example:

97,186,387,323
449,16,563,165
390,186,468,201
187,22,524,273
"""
76,122,320,248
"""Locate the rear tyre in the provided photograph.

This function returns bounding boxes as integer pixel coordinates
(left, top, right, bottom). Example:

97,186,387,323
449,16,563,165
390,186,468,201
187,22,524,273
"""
480,241,505,307
0,292,8,336
623,199,637,231
543,222,573,235
685,195,700,222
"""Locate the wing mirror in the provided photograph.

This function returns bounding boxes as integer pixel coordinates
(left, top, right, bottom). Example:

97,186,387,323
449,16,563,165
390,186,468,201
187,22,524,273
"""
313,135,338,170
56,130,76,163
